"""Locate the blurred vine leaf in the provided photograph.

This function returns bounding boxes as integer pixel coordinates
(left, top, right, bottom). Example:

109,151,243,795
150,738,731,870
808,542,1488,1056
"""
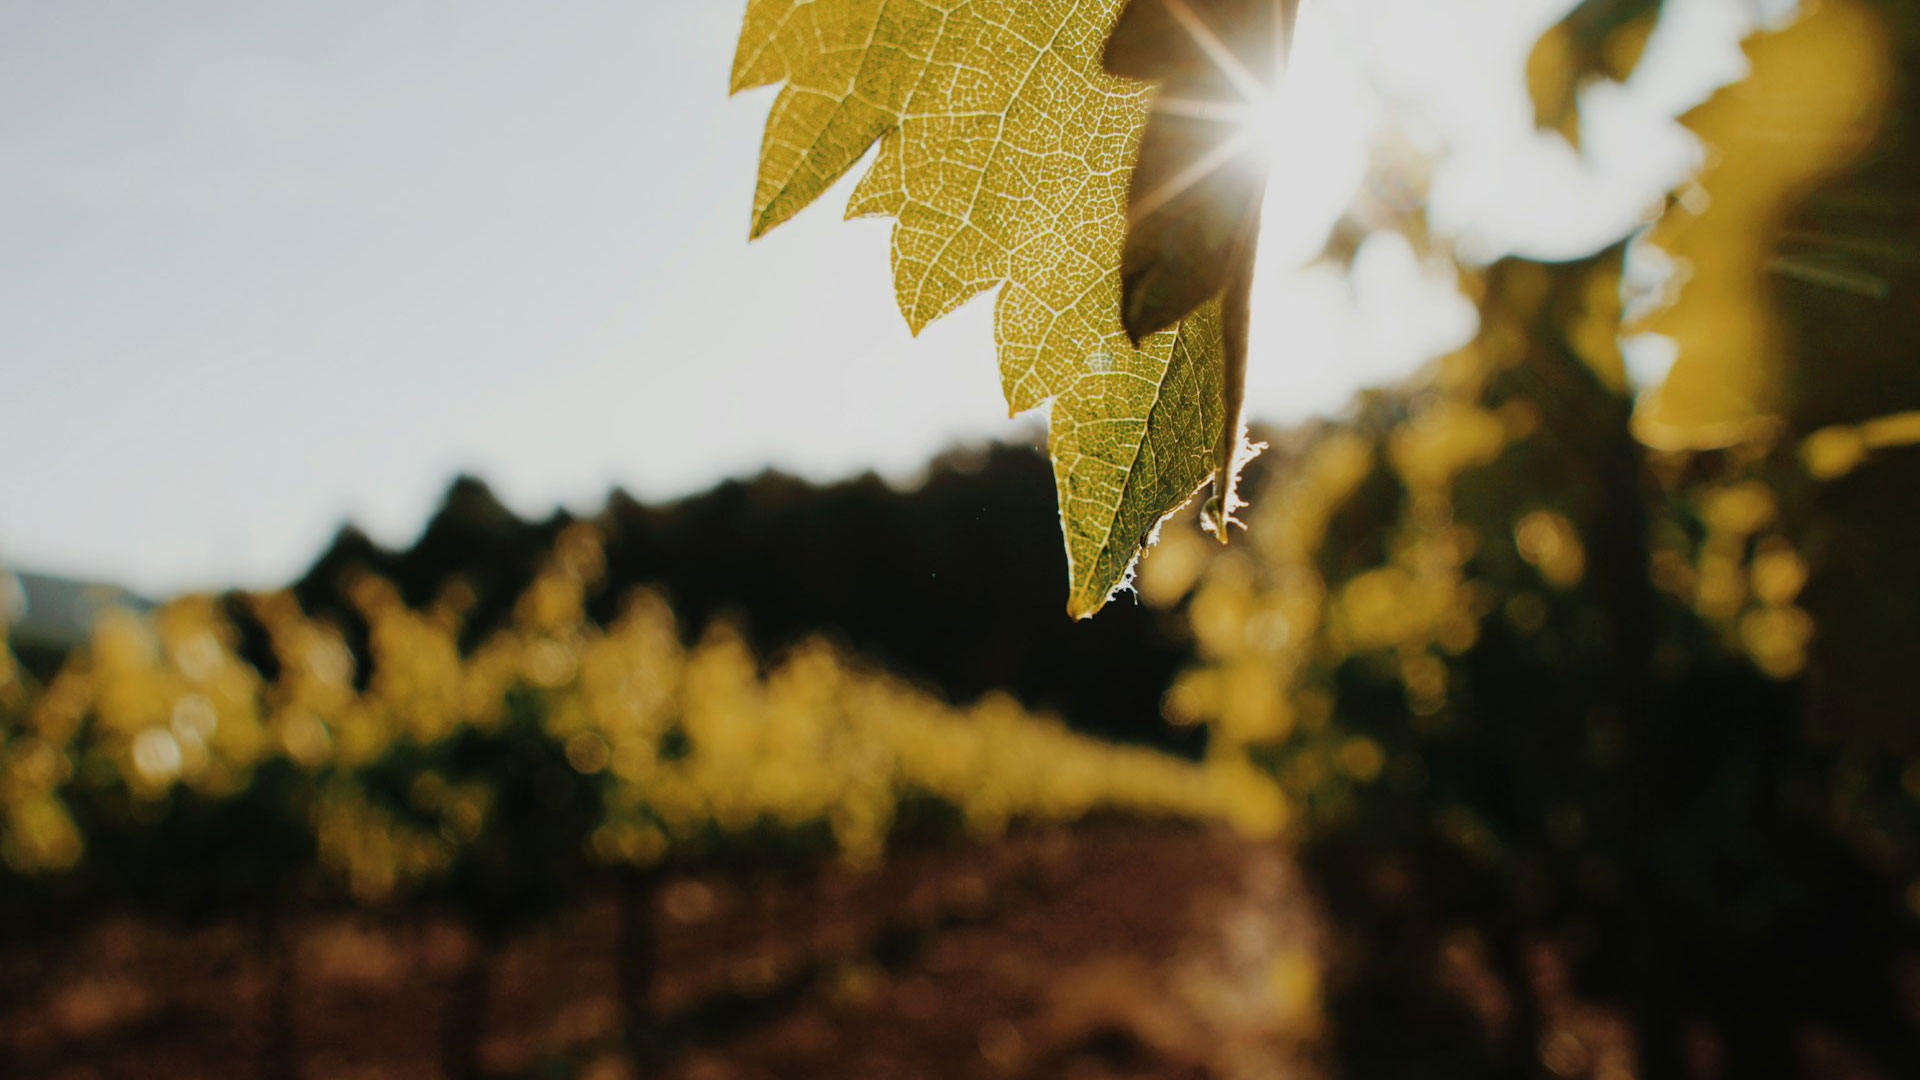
1631,0,1893,449
730,0,1290,617
1526,0,1663,148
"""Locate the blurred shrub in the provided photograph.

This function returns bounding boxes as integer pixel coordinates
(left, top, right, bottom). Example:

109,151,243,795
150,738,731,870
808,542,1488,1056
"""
0,522,1277,936
291,445,1203,757
1148,3,1920,1063
1154,235,1918,1073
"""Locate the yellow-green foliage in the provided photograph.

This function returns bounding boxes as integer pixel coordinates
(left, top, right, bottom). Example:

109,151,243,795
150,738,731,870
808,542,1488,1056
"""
1164,295,1550,760
0,524,1282,895
1,622,84,875
1630,0,1894,448
1644,469,1815,680
1147,245,1845,831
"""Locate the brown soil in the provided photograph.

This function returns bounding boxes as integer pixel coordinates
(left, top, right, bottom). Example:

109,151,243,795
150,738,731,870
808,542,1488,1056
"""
2,822,1330,1080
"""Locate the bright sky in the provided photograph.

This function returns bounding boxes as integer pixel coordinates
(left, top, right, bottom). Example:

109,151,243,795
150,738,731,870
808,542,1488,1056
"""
0,0,1778,595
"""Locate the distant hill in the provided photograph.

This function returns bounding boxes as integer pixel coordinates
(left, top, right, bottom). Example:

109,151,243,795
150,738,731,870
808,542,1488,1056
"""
1,568,152,678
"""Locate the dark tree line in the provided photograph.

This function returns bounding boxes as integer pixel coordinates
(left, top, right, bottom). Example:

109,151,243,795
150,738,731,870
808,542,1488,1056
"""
287,443,1207,756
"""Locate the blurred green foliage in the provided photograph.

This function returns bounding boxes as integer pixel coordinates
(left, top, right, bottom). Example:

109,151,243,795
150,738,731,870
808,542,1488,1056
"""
1143,2,1920,1072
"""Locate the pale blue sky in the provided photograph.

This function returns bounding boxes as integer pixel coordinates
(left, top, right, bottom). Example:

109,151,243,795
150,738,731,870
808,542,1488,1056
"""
0,0,1772,594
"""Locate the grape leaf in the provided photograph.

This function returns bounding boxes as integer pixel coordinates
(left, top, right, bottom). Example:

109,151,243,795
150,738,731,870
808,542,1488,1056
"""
731,0,1272,617
1631,0,1892,449
1105,0,1297,537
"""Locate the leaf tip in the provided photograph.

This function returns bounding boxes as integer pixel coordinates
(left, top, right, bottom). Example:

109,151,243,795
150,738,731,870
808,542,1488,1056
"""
1065,569,1135,621
747,202,782,241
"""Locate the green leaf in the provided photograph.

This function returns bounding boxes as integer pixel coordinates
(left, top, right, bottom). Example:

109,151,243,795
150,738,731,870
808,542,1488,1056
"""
731,0,1250,617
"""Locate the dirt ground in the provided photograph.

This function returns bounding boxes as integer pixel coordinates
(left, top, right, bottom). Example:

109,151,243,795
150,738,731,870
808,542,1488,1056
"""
3,823,1331,1080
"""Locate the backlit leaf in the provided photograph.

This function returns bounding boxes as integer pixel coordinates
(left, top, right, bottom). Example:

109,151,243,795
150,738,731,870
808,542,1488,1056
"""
731,0,1256,616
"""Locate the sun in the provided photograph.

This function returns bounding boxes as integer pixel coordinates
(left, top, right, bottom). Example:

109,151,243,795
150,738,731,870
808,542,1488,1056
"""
1173,1,1291,129
1132,0,1377,268
1125,0,1298,217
